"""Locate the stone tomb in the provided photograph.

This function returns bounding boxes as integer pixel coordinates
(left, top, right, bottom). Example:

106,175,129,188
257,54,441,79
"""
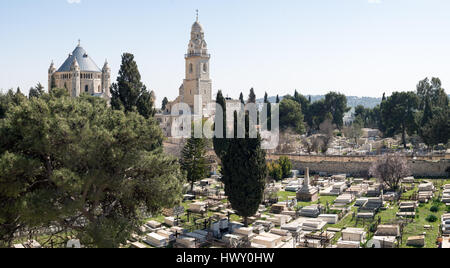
299,205,321,218
301,219,327,232
296,168,319,202
144,233,168,248
397,201,417,218
188,202,207,213
146,220,162,229
318,214,339,224
375,225,400,237
442,214,450,235
252,233,284,248
334,193,355,205
341,228,366,243
157,229,176,242
407,236,425,247
442,185,450,204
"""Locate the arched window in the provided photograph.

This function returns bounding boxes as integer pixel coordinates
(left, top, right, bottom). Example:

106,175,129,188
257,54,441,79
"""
85,85,89,93
189,63,193,74
203,63,207,73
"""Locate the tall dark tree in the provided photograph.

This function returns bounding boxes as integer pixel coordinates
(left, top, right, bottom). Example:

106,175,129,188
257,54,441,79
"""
111,53,155,118
421,107,450,146
180,136,208,192
279,99,305,134
308,100,328,131
324,92,350,130
29,83,45,99
248,88,256,104
289,90,310,117
276,95,280,104
221,121,267,227
381,92,419,148
161,97,169,111
263,92,272,130
416,77,448,110
213,91,228,158
239,92,245,105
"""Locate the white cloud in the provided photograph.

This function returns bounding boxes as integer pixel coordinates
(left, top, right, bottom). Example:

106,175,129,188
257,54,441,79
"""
368,0,382,4
67,0,81,4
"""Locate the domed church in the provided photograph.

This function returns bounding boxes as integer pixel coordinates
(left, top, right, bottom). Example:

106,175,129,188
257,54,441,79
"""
48,41,111,99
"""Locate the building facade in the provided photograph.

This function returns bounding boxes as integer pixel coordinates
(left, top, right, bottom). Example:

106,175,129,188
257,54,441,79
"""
157,17,214,137
48,42,111,100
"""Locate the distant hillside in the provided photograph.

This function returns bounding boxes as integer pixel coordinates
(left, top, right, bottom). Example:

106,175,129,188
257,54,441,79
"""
257,95,382,109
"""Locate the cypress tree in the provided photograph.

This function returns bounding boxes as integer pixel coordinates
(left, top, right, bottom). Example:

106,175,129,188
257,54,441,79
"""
264,92,272,130
239,92,245,105
248,88,256,104
221,112,267,227
161,97,169,111
213,90,228,158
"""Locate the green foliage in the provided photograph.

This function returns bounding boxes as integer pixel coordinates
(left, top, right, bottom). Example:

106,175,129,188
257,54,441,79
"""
213,90,229,158
247,88,256,104
263,92,272,131
161,97,168,111
239,92,245,105
324,92,350,130
426,215,438,223
220,110,267,226
430,205,440,213
28,83,45,99
415,77,450,146
268,162,283,181
180,136,208,192
111,53,155,119
0,92,184,248
278,156,293,179
279,99,305,134
381,91,419,147
355,104,382,129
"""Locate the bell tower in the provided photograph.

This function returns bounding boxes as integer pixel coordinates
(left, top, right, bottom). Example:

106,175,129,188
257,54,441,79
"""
183,11,212,109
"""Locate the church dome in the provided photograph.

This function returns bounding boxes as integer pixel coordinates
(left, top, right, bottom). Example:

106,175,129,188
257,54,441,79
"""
191,21,204,33
57,45,102,73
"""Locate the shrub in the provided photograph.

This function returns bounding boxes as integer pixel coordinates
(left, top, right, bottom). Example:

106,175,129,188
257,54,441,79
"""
426,215,438,223
430,205,440,213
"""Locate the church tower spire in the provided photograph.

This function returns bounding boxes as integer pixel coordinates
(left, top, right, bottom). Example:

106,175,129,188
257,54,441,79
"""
182,14,212,109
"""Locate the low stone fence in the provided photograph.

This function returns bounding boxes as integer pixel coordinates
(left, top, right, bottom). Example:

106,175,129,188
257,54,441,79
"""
267,154,450,178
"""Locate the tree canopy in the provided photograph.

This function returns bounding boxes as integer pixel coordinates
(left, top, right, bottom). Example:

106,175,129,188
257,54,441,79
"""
111,53,155,119
0,89,184,248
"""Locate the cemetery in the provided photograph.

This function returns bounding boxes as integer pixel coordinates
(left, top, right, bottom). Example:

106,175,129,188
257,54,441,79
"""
116,168,450,249
9,168,450,249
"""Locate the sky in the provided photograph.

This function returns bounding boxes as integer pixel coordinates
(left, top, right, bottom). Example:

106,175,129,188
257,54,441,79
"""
1,0,450,104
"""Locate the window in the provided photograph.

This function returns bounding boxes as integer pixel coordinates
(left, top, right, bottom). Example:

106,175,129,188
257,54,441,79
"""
203,63,207,73
85,85,89,92
189,63,193,74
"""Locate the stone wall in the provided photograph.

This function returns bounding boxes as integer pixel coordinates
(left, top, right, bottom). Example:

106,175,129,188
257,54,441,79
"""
267,154,450,178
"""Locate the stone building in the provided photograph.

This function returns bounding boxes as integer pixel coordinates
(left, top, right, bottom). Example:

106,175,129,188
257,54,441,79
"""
48,41,111,100
157,15,214,137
